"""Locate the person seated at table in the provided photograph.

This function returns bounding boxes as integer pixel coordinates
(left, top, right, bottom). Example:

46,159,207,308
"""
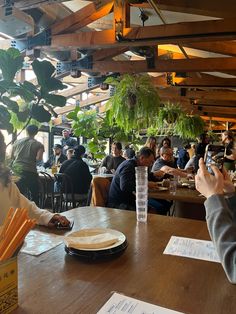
177,144,190,169
145,136,157,159
60,145,92,198
44,144,67,169
66,148,74,160
0,131,69,228
195,158,236,284
123,145,135,160
100,142,125,174
107,147,171,215
152,147,189,178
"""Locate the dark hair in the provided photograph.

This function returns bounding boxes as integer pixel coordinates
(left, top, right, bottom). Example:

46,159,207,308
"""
124,147,135,159
113,142,122,150
74,145,86,158
161,137,171,147
54,144,62,149
0,131,11,186
26,125,38,136
138,146,155,158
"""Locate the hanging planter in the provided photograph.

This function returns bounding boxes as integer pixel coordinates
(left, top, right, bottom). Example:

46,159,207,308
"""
104,74,161,133
156,102,183,134
175,115,205,139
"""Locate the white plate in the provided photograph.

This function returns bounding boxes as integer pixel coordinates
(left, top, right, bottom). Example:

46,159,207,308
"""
157,187,168,191
64,228,126,251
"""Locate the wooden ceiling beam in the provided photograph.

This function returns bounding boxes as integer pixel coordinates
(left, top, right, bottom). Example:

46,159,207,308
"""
78,57,236,73
59,83,99,98
51,1,114,35
51,18,236,49
201,116,236,123
195,105,236,115
184,41,236,57
130,0,236,18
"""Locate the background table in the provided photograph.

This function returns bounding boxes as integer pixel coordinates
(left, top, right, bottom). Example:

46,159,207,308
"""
149,187,206,220
15,207,236,314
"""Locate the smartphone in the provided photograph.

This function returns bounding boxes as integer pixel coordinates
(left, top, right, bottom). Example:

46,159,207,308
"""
204,144,226,174
56,220,74,230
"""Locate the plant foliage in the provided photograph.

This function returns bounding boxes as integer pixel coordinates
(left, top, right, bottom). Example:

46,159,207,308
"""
175,114,205,139
105,74,161,133
0,48,67,134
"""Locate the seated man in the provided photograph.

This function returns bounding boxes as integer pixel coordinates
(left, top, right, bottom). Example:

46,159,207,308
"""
100,142,125,174
195,158,236,284
108,147,171,215
152,147,189,178
60,145,92,198
44,144,67,169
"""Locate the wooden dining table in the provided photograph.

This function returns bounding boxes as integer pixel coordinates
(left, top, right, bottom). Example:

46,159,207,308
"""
14,206,236,314
149,187,206,220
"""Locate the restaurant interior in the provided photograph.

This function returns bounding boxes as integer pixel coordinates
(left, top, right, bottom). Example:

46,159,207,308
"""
0,1,236,313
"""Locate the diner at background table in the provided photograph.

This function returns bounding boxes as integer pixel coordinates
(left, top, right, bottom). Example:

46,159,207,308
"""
14,206,236,314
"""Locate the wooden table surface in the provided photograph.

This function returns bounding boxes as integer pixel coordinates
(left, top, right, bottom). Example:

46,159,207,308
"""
149,186,206,204
15,207,236,314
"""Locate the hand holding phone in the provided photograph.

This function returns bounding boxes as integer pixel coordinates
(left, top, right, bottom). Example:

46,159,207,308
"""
204,144,226,174
56,220,74,230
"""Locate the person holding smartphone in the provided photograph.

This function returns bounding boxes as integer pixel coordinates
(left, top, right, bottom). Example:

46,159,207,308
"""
195,158,236,283
221,131,236,171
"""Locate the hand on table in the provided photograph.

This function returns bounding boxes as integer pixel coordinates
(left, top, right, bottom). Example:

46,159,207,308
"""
195,158,234,198
48,214,70,228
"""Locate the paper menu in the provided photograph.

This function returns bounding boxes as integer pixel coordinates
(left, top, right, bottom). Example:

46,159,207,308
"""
163,236,220,263
97,292,184,314
20,230,63,256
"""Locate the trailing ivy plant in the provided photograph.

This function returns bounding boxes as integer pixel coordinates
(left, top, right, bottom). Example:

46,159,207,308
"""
0,48,67,138
175,114,205,139
105,74,160,133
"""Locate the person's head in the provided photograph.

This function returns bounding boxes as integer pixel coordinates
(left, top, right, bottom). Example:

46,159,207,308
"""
53,144,62,156
66,148,74,160
111,142,122,157
123,147,135,159
137,147,155,167
161,137,171,148
184,143,191,150
198,133,208,144
221,131,234,144
160,147,173,162
145,136,157,150
74,145,86,159
62,129,70,139
26,125,38,138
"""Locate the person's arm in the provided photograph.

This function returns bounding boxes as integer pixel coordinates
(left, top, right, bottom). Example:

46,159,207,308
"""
205,194,236,283
195,159,236,283
160,165,188,178
36,146,44,162
9,182,69,227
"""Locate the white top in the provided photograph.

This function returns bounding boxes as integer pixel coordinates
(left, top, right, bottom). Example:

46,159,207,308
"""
0,181,54,226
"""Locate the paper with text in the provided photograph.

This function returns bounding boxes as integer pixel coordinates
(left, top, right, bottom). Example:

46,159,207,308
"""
97,292,184,314
163,236,220,263
20,230,63,256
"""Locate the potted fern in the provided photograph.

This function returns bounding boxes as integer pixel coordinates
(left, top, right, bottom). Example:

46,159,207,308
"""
105,74,161,133
175,114,205,139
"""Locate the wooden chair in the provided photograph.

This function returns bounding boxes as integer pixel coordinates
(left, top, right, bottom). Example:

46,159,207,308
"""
89,177,111,207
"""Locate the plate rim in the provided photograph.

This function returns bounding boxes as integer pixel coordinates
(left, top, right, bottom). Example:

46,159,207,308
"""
64,228,126,251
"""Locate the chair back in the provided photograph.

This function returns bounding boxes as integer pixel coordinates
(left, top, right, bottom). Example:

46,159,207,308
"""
39,171,55,210
90,177,111,207
54,173,75,211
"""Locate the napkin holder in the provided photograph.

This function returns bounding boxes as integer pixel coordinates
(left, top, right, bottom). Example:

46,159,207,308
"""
0,256,18,313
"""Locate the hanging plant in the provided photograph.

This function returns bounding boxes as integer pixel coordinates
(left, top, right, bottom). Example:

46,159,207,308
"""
105,74,161,133
175,115,205,139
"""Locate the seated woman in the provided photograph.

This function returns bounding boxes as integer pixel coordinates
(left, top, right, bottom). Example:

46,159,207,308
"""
0,131,69,227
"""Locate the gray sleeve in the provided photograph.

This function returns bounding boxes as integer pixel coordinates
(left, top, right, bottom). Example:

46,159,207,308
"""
205,194,236,283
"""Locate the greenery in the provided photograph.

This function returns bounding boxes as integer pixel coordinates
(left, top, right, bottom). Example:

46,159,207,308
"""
105,74,161,133
156,102,182,134
0,48,67,136
175,114,205,139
